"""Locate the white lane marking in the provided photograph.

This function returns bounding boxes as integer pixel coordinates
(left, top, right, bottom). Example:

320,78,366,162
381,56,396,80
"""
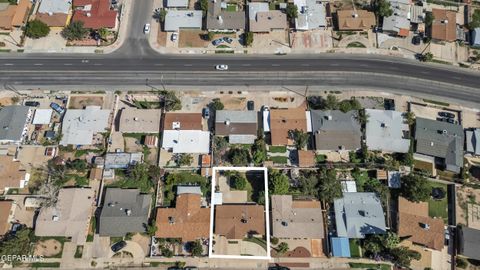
301,64,310,67
271,64,280,67
64,63,72,66
93,63,102,66
184,64,193,66
242,64,251,66
4,63,13,66
34,63,43,66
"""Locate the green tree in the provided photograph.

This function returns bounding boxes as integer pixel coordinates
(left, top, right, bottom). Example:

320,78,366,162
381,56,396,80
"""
230,172,247,190
374,0,393,18
209,98,224,110
420,52,434,62
456,257,468,269
470,10,480,29
188,240,203,257
68,159,88,172
285,4,298,23
317,168,342,204
245,32,254,46
177,153,193,166
425,12,434,27
159,8,168,23
161,247,174,257
98,28,109,40
390,246,421,267
0,228,34,265
61,21,88,41
252,138,267,165
200,0,208,16
146,223,157,236
228,148,250,166
290,129,309,149
277,242,289,254
25,19,50,39
269,169,290,195
270,237,279,245
405,111,415,126
325,94,339,109
298,172,319,197
400,173,431,202
207,32,214,41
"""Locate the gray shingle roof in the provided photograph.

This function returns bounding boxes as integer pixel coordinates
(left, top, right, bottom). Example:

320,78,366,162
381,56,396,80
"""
334,192,386,239
365,109,410,153
458,226,480,260
466,129,480,155
99,188,151,237
206,0,245,30
0,106,30,143
415,118,464,173
215,110,258,138
311,110,362,151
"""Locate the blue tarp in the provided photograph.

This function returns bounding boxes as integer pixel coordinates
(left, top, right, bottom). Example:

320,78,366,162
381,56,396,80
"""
331,237,351,257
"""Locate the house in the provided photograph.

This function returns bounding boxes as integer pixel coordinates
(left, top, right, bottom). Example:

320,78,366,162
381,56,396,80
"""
334,192,386,239
162,130,210,153
271,195,323,239
118,108,161,133
382,0,411,37
0,156,29,193
166,0,189,8
215,204,265,239
0,201,13,236
0,105,31,144
365,109,410,153
215,110,258,144
310,110,362,151
414,117,464,173
336,9,375,31
0,0,32,30
163,113,203,130
397,197,444,250
471,28,480,46
72,0,118,30
430,9,456,42
36,0,71,28
466,129,480,156
32,109,53,125
35,188,95,244
104,152,143,169
293,0,326,30
457,226,480,260
206,0,245,31
269,108,309,146
60,106,110,146
297,150,315,167
248,3,287,32
164,10,202,32
98,188,151,237
155,193,210,241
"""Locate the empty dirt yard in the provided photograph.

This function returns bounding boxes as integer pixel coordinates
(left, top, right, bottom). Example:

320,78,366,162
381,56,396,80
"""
69,95,104,109
34,239,63,257
179,30,208,48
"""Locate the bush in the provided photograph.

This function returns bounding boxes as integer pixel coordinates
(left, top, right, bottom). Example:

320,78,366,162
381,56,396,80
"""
61,21,88,41
270,237,279,245
228,148,250,166
25,20,50,39
245,32,254,46
457,257,468,269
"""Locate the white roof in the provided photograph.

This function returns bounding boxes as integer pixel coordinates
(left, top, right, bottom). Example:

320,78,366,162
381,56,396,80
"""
365,109,410,153
341,180,357,193
162,130,210,153
164,10,203,32
60,106,110,146
32,109,53,125
263,110,270,132
213,192,223,205
248,2,269,20
38,0,71,14
167,0,188,7
294,0,326,30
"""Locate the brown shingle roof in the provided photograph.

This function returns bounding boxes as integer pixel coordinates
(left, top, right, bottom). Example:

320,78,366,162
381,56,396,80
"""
337,9,375,30
164,113,202,130
298,150,315,167
398,197,429,217
155,194,210,241
431,9,456,41
215,204,265,239
0,156,25,192
0,0,31,29
270,108,307,145
36,13,69,27
0,201,12,235
72,0,118,29
250,11,287,32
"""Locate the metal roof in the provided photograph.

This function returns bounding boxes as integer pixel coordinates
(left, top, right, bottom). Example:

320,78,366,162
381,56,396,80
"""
164,10,203,32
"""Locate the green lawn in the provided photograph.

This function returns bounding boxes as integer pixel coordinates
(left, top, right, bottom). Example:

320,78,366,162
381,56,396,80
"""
226,4,237,11
315,154,326,163
30,262,61,268
269,156,288,164
74,245,83,258
428,183,448,222
349,239,361,258
347,42,366,48
269,146,287,153
349,262,391,270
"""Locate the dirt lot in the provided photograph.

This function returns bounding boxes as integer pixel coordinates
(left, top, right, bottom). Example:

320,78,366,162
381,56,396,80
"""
457,186,480,229
158,30,167,47
69,95,104,109
179,30,208,48
34,239,63,257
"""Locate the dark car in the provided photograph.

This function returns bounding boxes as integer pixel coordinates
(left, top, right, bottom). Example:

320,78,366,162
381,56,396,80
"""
111,241,127,252
167,267,184,270
24,101,40,107
412,35,421,45
247,100,254,111
268,266,290,270
184,267,198,270
436,117,447,122
223,37,233,43
203,107,210,119
438,111,455,118
212,38,223,46
50,102,65,114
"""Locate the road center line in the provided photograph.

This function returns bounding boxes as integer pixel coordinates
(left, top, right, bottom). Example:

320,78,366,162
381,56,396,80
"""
4,63,13,66
34,63,43,66
64,63,72,66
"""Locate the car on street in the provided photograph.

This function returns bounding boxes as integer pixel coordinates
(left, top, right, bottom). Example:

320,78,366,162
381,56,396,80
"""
412,36,421,45
171,32,178,41
215,64,228,71
24,101,40,107
167,267,183,270
212,38,223,46
223,37,233,43
111,241,127,252
247,100,254,110
143,23,150,34
438,111,455,118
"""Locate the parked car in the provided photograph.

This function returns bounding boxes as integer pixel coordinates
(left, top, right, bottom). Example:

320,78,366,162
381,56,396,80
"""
203,107,210,119
212,38,223,46
223,37,233,43
438,111,455,118
171,32,178,41
412,35,421,45
111,241,127,252
268,266,290,270
247,100,254,110
143,23,150,34
184,267,199,270
24,101,40,107
436,117,447,122
215,64,228,71
50,102,65,114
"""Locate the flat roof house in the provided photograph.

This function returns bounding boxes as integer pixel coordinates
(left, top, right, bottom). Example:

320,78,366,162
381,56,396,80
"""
215,204,265,239
0,105,31,144
215,110,258,144
0,0,32,30
165,10,202,32
365,109,410,153
334,192,386,239
60,106,110,146
72,0,118,30
458,226,480,260
118,107,161,133
382,0,411,37
98,188,151,237
269,108,308,146
248,2,286,32
104,152,143,169
414,117,464,173
0,156,29,193
336,9,375,31
32,109,53,125
431,9,456,42
271,195,323,239
311,110,362,151
162,130,210,153
35,188,95,244
293,0,326,30
206,0,245,31
0,201,13,236
155,193,210,241
36,0,71,28
466,129,480,156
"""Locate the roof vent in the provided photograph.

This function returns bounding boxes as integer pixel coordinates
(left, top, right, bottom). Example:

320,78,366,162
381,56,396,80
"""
442,129,447,134
172,121,180,129
218,15,223,24
420,222,430,230
281,221,288,226
126,209,132,216
86,12,91,17
442,19,448,24
353,13,358,18
52,215,59,221
225,120,230,125
168,216,175,224
326,115,332,120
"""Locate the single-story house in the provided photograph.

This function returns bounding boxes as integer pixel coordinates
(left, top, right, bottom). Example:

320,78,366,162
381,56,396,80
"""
32,109,53,125
72,0,118,30
365,109,410,153
466,128,480,156
414,117,464,173
457,226,480,260
471,28,480,46
334,192,386,239
163,112,203,130
98,188,151,237
162,130,210,153
0,105,31,144
118,107,161,133
215,204,265,239
215,110,258,144
35,188,95,244
248,2,286,32
206,0,245,31
0,201,14,236
271,195,323,239
164,10,203,32
293,0,326,30
382,0,411,37
0,0,32,30
311,110,362,151
60,106,110,146
268,108,309,146
430,9,456,42
36,0,71,28
336,9,375,31
0,156,29,193
104,152,143,169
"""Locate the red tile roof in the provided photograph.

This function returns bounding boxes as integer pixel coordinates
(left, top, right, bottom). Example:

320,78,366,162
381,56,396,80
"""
72,0,117,29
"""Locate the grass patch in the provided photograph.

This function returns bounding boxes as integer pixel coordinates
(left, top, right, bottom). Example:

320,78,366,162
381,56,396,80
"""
30,262,61,268
0,49,11,52
17,49,24,52
347,42,366,48
226,3,237,11
269,146,287,153
110,236,123,244
163,172,208,206
315,154,326,163
428,182,448,222
215,50,234,54
269,2,276,9
243,237,267,251
269,156,288,164
74,148,104,157
86,216,95,242
349,239,361,258
123,133,147,141
74,245,83,258
349,262,391,270
422,99,450,107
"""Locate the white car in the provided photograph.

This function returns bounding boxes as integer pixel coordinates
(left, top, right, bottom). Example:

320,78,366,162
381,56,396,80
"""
171,32,178,41
215,64,228,71
143,23,150,34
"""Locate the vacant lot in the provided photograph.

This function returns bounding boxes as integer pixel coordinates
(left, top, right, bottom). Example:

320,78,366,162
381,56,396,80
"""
179,30,208,48
69,96,104,109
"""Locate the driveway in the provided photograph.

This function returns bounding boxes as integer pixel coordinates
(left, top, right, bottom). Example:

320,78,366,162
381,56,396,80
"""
109,240,145,259
24,29,67,53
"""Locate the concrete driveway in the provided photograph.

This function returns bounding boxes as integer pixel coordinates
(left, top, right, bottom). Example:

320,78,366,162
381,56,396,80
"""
109,240,145,259
24,29,67,53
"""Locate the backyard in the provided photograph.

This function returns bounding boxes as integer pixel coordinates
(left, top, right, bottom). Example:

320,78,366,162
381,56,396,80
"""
428,183,448,222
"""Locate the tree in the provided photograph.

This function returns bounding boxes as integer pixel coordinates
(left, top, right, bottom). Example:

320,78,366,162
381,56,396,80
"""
146,223,157,236
317,168,342,204
200,0,208,16
270,237,279,245
159,8,167,23
98,28,109,41
209,98,224,110
420,52,434,62
470,10,480,29
456,257,469,269
161,90,182,111
252,138,267,165
390,246,421,267
325,94,339,109
0,228,34,265
298,172,319,197
206,32,214,41
25,19,50,39
177,153,193,166
230,172,247,190
277,242,289,254
269,169,290,195
228,148,250,166
61,21,88,41
374,0,393,18
245,32,254,46
67,159,88,172
161,247,174,257
405,111,415,126
400,173,431,202
285,4,298,23
290,129,309,149
188,240,203,257
425,12,434,27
